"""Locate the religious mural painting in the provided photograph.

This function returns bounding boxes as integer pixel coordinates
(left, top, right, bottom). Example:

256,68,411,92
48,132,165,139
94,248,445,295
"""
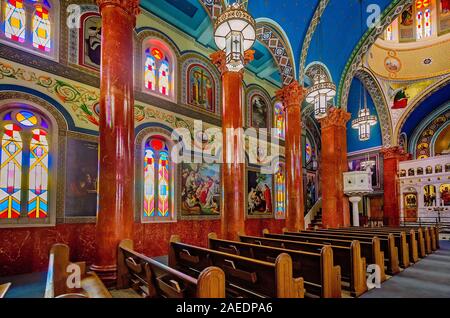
64,138,98,217
180,163,221,220
440,183,450,206
415,110,450,158
187,64,216,113
305,172,317,213
248,90,270,129
404,191,418,221
247,169,273,219
81,13,101,70
424,184,437,206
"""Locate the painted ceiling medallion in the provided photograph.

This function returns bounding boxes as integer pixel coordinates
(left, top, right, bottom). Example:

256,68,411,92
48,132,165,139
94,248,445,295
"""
423,58,433,65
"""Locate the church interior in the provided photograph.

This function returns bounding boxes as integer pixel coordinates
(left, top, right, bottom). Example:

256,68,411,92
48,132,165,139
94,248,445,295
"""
0,0,449,300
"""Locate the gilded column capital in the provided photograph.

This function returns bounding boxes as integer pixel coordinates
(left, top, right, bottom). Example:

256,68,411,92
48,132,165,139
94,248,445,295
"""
97,0,141,23
381,146,409,160
319,107,351,129
275,80,305,109
210,50,255,76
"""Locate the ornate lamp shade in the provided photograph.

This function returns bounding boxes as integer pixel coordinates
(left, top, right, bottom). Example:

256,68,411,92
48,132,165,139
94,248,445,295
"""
214,2,256,72
351,108,378,141
305,73,336,119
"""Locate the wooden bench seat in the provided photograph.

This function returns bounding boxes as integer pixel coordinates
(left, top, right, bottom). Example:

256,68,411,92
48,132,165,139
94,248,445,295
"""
45,244,112,298
0,283,11,298
308,229,412,267
207,233,341,298
336,227,421,262
169,236,304,298
265,231,398,275
240,233,371,296
117,239,225,298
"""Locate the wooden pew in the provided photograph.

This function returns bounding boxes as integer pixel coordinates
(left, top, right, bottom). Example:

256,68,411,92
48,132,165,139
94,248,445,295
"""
207,233,341,298
241,233,371,296
335,227,419,263
264,231,399,275
169,236,304,298
117,239,225,298
308,229,412,267
44,244,112,298
0,283,11,298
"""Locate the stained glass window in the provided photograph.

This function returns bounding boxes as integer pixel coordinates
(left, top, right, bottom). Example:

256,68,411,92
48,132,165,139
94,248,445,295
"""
416,0,433,39
143,137,172,221
275,163,285,220
27,128,48,218
4,0,26,43
386,24,394,40
274,102,285,139
0,124,23,219
1,109,52,224
32,4,51,52
305,143,312,163
144,45,172,97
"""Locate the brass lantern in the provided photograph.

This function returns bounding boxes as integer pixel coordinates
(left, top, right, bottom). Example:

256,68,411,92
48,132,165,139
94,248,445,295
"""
213,2,256,72
351,85,378,141
305,71,336,119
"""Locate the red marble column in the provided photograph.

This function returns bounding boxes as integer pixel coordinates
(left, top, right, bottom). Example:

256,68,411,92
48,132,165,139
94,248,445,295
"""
381,146,408,227
276,82,306,231
211,50,254,240
91,0,140,285
319,107,351,228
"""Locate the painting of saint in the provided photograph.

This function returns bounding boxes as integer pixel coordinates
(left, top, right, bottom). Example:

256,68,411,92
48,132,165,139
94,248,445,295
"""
400,6,413,26
83,15,101,69
247,170,273,218
188,65,215,113
181,163,220,219
251,94,268,128
392,89,408,109
441,0,450,14
65,138,99,217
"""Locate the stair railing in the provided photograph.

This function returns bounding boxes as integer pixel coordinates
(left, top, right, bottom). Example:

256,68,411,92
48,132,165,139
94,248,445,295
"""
304,197,322,230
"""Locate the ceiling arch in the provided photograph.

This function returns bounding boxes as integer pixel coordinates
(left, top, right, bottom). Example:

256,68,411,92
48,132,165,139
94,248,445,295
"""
337,0,413,110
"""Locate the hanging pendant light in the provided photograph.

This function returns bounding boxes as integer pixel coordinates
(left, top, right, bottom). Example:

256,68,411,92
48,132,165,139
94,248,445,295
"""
213,1,256,72
305,69,336,119
351,82,377,141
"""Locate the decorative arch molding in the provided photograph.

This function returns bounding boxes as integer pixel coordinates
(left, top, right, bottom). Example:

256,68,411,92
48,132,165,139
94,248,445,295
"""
337,0,413,110
354,68,393,147
305,61,333,83
299,0,330,83
255,20,296,86
431,122,450,157
394,75,450,144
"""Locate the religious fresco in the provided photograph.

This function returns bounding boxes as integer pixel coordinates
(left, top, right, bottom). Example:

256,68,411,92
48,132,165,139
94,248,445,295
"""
415,110,450,158
180,163,221,220
305,173,317,213
424,185,437,207
440,184,450,206
247,170,273,219
404,192,418,221
250,94,269,128
187,64,216,113
82,14,101,70
386,79,436,109
64,138,98,217
347,154,381,190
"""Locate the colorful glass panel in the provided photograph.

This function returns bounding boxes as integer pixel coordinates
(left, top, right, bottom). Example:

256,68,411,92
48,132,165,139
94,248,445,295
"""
0,124,22,219
158,58,170,96
4,0,26,43
386,24,394,40
275,163,285,219
32,5,51,52
144,49,156,91
424,8,432,37
157,149,169,217
305,143,312,163
16,111,38,127
417,11,423,39
27,128,48,218
143,148,155,217
274,102,285,139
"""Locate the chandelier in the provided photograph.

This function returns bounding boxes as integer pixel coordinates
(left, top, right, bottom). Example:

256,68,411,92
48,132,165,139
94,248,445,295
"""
213,1,256,72
351,82,377,141
305,70,336,119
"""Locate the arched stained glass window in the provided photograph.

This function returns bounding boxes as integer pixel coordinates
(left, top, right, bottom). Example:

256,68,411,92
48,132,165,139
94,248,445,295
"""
0,109,52,223
0,124,23,219
416,0,433,39
4,0,26,43
143,42,174,99
27,128,49,218
143,136,173,221
32,4,51,52
275,163,285,220
274,102,285,139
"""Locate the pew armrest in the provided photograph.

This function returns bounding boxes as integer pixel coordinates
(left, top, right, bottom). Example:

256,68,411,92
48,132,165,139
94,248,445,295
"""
81,272,112,298
293,277,305,298
332,266,342,298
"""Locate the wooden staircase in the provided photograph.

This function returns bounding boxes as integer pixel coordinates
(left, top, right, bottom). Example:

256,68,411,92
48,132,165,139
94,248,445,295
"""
307,208,323,230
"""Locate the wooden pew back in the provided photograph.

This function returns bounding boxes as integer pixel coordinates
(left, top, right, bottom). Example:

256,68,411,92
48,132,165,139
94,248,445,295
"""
117,239,225,298
169,236,304,298
207,233,341,298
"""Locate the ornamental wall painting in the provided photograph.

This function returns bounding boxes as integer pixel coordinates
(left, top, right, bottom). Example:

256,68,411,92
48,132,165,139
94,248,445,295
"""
180,163,221,220
64,138,98,217
187,65,216,113
247,169,273,219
